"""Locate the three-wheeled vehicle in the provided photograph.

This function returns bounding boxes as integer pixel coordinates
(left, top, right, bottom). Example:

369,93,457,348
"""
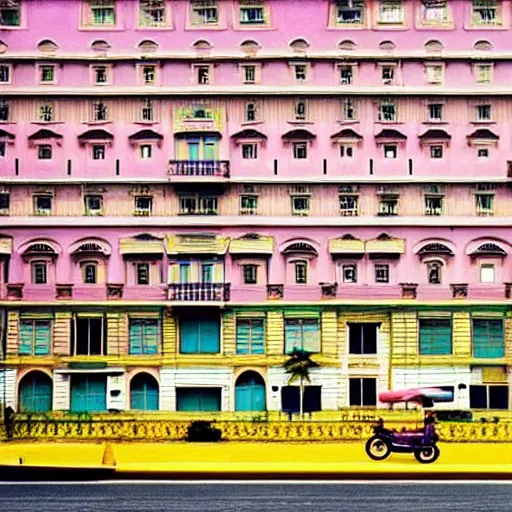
365,387,452,464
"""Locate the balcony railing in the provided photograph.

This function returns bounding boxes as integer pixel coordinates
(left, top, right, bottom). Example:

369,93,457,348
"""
168,282,231,301
169,160,230,178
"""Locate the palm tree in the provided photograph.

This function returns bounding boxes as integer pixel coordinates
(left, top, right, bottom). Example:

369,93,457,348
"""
283,348,319,419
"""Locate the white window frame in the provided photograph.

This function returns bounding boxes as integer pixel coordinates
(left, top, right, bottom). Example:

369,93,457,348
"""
90,100,109,122
0,0,22,28
383,144,398,159
193,63,212,85
37,144,53,160
134,195,153,216
377,0,405,24
91,64,111,86
241,142,258,159
471,0,501,27
427,102,444,122
342,263,358,283
240,194,258,215
138,0,168,28
378,100,397,122
0,64,12,84
333,0,365,26
292,142,308,160
139,63,158,86
38,63,57,85
480,263,496,283
425,63,444,85
474,63,493,84
31,261,48,284
190,0,219,26
34,195,52,216
84,194,103,216
375,263,390,283
82,0,116,27
341,98,357,122
291,62,308,83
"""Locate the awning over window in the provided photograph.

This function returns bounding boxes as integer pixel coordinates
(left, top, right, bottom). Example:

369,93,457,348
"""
468,242,507,257
282,129,316,141
467,128,499,145
119,234,164,255
128,129,163,141
282,241,318,256
419,129,451,141
375,129,407,142
166,234,229,255
0,129,15,140
231,129,267,140
0,237,12,255
366,236,405,255
78,129,114,142
417,242,454,257
28,129,63,141
70,239,111,257
328,236,365,255
229,235,274,255
330,128,362,142
174,130,222,138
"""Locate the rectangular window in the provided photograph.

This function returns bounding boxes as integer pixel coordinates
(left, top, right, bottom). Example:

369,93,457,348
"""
39,102,54,122
141,98,153,122
179,263,190,283
129,319,159,355
0,64,10,83
339,65,354,85
74,317,104,356
91,100,108,122
379,100,397,122
201,263,214,283
284,319,320,353
340,145,354,158
476,104,492,121
378,0,404,23
32,262,47,284
419,318,452,355
480,263,495,283
295,99,307,120
335,0,364,25
349,378,377,406
292,196,310,216
245,102,258,122
179,195,218,215
180,316,220,354
476,194,494,216
475,64,492,84
0,0,21,27
0,99,9,121
240,194,258,215
84,195,103,215
294,261,308,284
242,264,258,284
19,320,51,356
375,264,390,283
381,65,395,85
134,196,152,216
176,388,221,411
378,197,398,216
383,144,397,159
243,65,256,84
136,262,150,285
83,263,97,284
478,148,489,159
341,98,357,121
142,65,156,85
0,192,10,212
39,65,55,84
470,385,508,409
37,145,52,160
236,318,264,354
34,195,52,215
239,1,265,25
421,0,448,23
293,142,308,159
473,319,504,358
242,143,257,159
339,194,359,216
430,145,443,159
92,144,105,160
139,144,152,159
191,0,218,25
342,264,357,283
87,0,116,26
92,65,109,85
428,103,443,122
292,64,307,82
139,0,166,27
471,0,500,26
425,64,444,85
425,196,443,215
348,323,378,354
196,65,210,85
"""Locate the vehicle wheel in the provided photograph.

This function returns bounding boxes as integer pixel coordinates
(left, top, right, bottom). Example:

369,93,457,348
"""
365,436,391,461
414,445,440,464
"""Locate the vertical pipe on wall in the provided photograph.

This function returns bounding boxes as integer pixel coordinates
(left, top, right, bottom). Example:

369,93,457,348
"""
408,159,413,175
67,160,72,176
323,159,327,175
14,158,19,176
369,159,373,175
273,159,278,175
116,159,120,176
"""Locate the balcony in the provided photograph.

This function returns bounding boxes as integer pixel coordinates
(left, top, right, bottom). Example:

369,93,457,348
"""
168,283,231,302
169,160,230,178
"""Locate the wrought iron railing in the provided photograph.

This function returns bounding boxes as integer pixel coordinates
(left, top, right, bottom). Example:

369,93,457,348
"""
168,282,231,301
169,160,230,177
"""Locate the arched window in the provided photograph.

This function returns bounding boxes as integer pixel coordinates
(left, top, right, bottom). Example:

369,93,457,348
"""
130,373,159,411
427,261,443,284
235,371,266,412
18,372,52,413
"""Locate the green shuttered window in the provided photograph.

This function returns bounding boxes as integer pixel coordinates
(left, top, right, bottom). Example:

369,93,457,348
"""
284,319,320,354
176,388,221,411
180,316,220,353
19,320,51,356
473,319,504,358
129,319,159,355
236,319,265,354
419,318,452,355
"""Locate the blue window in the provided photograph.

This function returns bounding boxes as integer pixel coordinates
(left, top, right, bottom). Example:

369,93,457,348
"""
180,263,190,283
130,373,159,411
19,320,51,356
419,318,452,355
180,316,220,353
129,319,159,355
235,371,266,412
473,319,504,358
176,387,221,411
284,319,320,354
70,375,107,412
236,318,264,354
201,263,214,283
18,371,52,413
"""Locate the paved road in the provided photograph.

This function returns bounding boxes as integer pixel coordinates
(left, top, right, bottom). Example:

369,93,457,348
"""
0,482,511,512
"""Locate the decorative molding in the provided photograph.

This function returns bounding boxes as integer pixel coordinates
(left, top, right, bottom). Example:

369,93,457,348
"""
6,283,24,300
266,284,284,300
320,282,338,299
106,283,124,300
56,283,73,299
451,283,468,299
400,282,418,299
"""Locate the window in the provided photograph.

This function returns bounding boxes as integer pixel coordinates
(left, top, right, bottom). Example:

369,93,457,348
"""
201,263,214,283
142,65,156,85
242,264,258,284
73,317,105,356
0,99,9,121
471,0,500,26
476,193,494,216
0,192,9,213
31,261,48,284
480,263,495,283
478,148,489,159
83,262,97,284
176,388,221,411
293,142,308,159
425,196,443,216
473,319,504,358
243,65,256,84
136,262,150,285
236,318,264,354
349,378,377,406
383,144,397,159
92,144,105,160
180,315,220,354
476,104,492,121
39,65,55,84
239,1,265,25
91,100,108,122
419,318,452,355
381,65,395,85
0,64,10,83
141,98,154,122
39,102,54,122
92,65,109,85
295,99,307,120
430,145,443,159
292,196,310,216
190,0,218,25
339,193,359,216
129,319,159,355
0,0,21,27
475,64,492,84
378,0,404,23
136,144,151,160
294,261,308,284
245,102,258,122
292,64,307,82
379,100,397,122
240,194,258,215
340,145,354,158
470,385,508,409
139,0,166,27
335,0,364,25
427,261,442,284
34,195,52,215
428,103,443,122
86,0,116,26
179,195,218,215
84,195,103,216
341,98,357,121
37,145,52,160
19,320,51,356
342,264,357,283
196,65,210,85
339,65,354,85
284,319,320,353
425,64,444,85
421,0,448,23
375,264,390,283
348,323,378,354
378,195,398,216
134,196,152,216
242,143,257,159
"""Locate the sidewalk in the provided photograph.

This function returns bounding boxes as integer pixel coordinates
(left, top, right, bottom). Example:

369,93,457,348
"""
1,442,511,480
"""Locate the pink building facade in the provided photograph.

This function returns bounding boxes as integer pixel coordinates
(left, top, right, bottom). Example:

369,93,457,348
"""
0,0,512,417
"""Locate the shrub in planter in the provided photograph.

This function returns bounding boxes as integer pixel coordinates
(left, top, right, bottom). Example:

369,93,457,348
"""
186,420,222,442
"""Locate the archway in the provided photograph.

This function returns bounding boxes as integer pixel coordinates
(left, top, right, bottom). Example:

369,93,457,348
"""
18,371,52,412
235,371,266,412
130,373,159,411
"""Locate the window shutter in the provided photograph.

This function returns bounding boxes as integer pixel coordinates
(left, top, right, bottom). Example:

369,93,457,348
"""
236,320,251,354
34,321,50,355
180,318,200,353
142,320,159,354
302,319,320,352
251,319,265,354
473,319,504,358
19,321,34,355
198,317,220,353
129,321,143,354
285,319,302,353
419,319,452,355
